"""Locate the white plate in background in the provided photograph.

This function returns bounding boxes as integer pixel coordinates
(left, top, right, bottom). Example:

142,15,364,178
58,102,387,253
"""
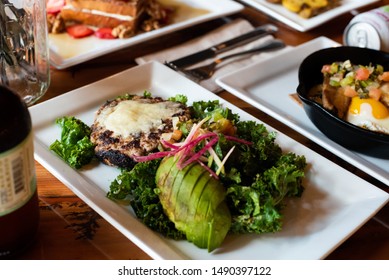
216,36,389,187
49,0,243,69
239,0,379,32
30,61,388,259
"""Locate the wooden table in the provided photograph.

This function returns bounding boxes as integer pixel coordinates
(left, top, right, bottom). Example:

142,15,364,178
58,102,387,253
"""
19,0,389,260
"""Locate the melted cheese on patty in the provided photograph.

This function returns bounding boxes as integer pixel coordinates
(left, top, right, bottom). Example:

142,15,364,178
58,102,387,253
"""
96,99,183,138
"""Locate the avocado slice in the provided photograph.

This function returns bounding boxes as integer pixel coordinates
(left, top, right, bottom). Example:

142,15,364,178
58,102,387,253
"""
156,156,231,252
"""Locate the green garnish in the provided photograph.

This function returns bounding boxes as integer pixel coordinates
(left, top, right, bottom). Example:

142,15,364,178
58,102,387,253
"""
50,116,95,169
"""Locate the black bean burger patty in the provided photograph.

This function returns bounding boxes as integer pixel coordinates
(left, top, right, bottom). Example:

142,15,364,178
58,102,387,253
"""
90,95,191,168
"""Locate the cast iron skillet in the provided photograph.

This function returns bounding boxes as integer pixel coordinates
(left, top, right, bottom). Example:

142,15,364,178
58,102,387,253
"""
296,46,389,158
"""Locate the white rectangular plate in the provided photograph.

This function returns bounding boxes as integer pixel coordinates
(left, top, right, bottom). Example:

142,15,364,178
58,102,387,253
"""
30,61,389,260
239,0,379,32
216,36,389,187
48,0,243,69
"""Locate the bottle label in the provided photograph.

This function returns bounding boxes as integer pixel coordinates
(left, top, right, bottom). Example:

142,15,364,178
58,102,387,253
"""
0,132,37,216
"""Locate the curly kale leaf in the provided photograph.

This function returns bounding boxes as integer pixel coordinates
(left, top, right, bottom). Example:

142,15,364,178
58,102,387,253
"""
191,100,239,124
49,116,95,169
107,159,185,240
168,94,188,105
236,120,282,167
212,120,306,234
217,120,283,185
226,152,306,234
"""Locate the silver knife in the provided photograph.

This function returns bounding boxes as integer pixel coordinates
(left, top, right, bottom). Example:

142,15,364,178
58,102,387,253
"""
165,24,278,70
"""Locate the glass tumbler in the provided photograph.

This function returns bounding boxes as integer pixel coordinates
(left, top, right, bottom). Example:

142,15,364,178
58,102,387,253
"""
0,0,50,106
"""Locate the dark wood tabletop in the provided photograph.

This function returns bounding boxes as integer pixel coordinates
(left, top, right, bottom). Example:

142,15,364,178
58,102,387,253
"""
18,0,389,260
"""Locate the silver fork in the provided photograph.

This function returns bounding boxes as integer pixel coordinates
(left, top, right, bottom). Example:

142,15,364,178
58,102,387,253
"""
181,39,285,81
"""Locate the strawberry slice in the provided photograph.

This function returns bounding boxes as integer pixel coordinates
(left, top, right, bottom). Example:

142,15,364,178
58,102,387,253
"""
66,25,94,39
95,28,116,39
46,0,65,14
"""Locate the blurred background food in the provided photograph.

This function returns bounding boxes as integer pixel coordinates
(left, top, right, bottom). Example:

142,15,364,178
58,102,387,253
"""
267,0,341,18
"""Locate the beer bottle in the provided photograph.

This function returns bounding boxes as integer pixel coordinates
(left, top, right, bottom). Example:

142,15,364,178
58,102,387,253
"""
0,85,40,259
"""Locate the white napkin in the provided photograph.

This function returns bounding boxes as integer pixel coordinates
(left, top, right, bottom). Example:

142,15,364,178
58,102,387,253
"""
135,19,290,93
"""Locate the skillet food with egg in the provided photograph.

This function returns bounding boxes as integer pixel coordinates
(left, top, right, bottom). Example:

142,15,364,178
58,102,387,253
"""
308,60,389,135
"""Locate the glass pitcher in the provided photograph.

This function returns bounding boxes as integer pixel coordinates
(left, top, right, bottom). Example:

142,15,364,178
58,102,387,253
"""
0,0,50,106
